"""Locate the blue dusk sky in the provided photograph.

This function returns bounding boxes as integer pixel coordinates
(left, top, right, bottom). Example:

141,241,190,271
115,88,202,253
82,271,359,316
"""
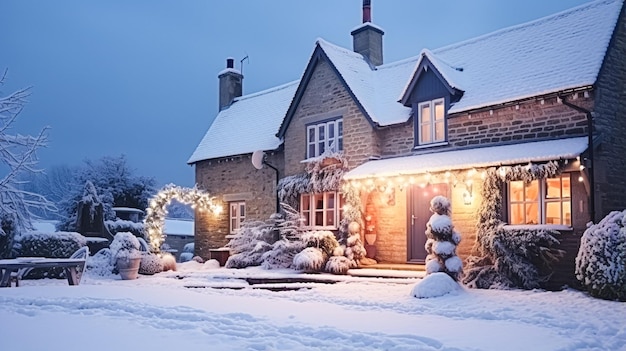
0,0,592,188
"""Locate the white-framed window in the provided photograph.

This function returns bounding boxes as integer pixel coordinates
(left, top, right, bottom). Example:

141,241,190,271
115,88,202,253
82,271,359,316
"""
300,191,345,229
508,174,572,226
307,118,343,158
229,201,246,233
417,98,446,145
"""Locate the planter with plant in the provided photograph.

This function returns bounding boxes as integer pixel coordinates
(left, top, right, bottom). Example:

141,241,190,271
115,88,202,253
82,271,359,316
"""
110,232,142,280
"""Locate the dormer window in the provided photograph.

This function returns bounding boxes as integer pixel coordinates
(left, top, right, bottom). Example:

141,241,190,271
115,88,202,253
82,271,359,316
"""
417,98,446,145
307,118,343,158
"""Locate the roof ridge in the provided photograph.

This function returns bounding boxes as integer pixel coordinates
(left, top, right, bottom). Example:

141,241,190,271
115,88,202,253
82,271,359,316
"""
433,0,621,55
233,80,299,103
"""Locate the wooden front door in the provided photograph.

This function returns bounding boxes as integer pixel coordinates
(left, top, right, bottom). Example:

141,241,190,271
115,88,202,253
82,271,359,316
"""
408,183,449,263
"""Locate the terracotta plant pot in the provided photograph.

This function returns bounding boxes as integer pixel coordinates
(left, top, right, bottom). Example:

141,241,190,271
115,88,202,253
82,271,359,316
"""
116,257,141,280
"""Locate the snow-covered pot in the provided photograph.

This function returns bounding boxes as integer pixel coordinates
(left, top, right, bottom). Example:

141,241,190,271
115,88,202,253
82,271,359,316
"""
116,256,141,280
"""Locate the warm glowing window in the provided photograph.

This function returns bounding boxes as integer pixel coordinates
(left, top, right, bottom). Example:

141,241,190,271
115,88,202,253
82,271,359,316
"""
229,201,246,233
418,98,446,145
508,174,571,226
306,119,343,158
300,192,345,228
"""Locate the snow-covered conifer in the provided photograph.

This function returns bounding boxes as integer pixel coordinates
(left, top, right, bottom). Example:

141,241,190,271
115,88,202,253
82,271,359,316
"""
424,196,462,281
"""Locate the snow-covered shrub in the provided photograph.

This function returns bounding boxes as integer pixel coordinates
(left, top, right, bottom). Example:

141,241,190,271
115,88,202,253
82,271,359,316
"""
192,255,204,263
325,256,351,275
105,219,145,239
180,242,194,263
86,248,115,277
139,252,164,275
424,196,462,281
575,210,626,301
294,247,325,272
18,231,86,258
161,252,177,272
261,239,306,270
17,231,87,279
464,226,564,289
225,218,276,268
302,230,339,256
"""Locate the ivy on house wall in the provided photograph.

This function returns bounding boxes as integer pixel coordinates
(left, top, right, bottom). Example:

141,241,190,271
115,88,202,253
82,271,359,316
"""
464,161,568,289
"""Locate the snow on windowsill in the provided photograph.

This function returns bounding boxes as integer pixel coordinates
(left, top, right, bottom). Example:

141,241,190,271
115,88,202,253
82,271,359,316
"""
413,141,449,150
502,224,573,232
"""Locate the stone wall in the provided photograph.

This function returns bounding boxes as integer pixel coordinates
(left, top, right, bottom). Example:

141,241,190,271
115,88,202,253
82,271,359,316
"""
447,97,591,147
193,151,283,259
283,59,380,176
593,7,626,219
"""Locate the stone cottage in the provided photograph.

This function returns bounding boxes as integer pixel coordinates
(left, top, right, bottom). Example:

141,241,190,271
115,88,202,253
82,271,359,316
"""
188,0,626,285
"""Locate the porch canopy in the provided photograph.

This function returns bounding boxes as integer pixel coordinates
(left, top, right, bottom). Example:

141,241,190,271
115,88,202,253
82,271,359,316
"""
344,137,587,180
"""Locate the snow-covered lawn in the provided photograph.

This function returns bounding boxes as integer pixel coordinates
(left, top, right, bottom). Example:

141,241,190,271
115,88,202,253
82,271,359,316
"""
1,262,624,351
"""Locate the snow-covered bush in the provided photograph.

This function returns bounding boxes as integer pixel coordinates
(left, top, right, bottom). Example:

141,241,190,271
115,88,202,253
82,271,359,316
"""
294,247,326,272
105,219,145,239
575,210,626,301
225,218,276,268
18,231,86,258
226,204,308,269
464,226,564,289
325,256,351,275
17,231,87,278
424,196,462,281
139,252,164,275
161,252,177,271
180,242,194,263
261,239,305,269
86,248,115,277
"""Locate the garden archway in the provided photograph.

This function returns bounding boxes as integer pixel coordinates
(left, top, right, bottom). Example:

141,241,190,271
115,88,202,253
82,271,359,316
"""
144,184,222,253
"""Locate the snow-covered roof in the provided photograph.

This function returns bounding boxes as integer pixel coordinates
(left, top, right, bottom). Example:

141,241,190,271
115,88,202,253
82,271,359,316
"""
164,218,194,236
187,81,299,163
343,137,588,180
190,0,622,162
112,207,145,214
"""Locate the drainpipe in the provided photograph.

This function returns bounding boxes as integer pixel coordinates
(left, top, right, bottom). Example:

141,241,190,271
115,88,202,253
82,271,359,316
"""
559,94,595,222
263,159,280,214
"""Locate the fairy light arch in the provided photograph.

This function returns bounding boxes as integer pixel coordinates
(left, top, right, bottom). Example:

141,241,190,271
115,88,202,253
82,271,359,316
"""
144,184,222,253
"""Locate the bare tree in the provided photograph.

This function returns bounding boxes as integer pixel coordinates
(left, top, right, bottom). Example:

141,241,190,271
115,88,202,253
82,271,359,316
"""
0,69,55,257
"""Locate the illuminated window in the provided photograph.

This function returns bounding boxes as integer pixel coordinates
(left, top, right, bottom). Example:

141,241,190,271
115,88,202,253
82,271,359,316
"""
229,201,246,233
300,192,345,228
508,174,571,226
307,119,343,158
417,98,446,145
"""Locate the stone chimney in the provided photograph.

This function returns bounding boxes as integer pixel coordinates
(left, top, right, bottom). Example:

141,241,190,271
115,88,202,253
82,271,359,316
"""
351,0,384,66
218,57,243,111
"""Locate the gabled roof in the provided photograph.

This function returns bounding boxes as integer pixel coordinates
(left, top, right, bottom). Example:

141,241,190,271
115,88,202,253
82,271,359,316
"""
187,81,298,164
190,0,622,163
398,49,466,106
418,0,623,114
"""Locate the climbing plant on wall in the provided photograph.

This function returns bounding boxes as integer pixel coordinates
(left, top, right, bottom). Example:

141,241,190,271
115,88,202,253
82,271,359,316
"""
144,184,222,253
463,161,567,289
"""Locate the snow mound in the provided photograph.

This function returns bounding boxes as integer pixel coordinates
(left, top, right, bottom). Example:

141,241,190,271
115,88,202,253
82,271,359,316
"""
411,272,462,299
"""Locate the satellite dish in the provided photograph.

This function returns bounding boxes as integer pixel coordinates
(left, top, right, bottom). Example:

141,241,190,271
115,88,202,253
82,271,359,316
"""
251,150,265,170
